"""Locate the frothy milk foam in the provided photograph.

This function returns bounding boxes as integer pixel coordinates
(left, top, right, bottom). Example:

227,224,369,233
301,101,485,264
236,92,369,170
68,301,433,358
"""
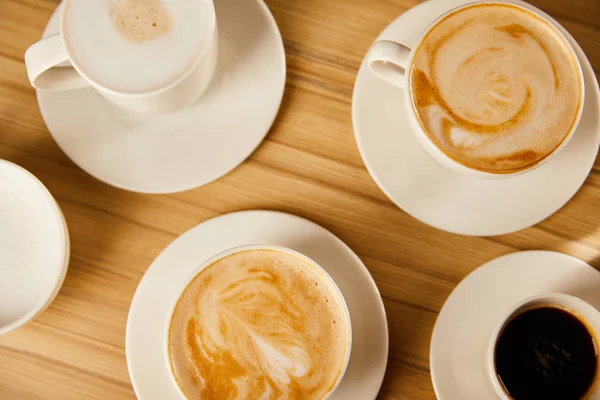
63,0,210,93
168,250,349,400
410,4,582,172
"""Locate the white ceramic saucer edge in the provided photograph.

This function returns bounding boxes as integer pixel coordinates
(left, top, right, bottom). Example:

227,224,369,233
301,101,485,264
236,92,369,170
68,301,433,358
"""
125,210,388,400
430,251,600,400
352,0,600,236
38,0,286,194
0,160,70,335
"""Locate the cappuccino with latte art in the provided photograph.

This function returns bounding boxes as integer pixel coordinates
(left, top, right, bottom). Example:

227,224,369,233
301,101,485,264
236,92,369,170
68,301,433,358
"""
409,3,582,173
167,248,350,400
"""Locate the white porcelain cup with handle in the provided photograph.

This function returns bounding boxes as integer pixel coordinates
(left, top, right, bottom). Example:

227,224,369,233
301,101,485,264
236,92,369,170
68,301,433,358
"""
366,1,585,178
25,0,218,114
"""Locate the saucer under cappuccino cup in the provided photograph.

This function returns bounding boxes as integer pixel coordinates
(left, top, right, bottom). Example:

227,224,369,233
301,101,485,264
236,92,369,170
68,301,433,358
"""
25,0,218,114
165,245,352,400
366,1,585,178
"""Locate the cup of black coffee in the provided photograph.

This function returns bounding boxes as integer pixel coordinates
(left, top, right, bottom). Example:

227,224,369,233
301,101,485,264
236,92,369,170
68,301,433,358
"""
488,293,600,400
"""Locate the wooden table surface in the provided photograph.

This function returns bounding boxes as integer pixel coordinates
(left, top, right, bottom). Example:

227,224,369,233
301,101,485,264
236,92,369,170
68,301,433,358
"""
1,0,599,399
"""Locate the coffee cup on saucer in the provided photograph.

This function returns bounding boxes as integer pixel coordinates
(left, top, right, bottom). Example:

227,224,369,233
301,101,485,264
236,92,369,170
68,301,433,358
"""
24,0,218,114
164,244,352,400
366,1,585,178
488,293,600,400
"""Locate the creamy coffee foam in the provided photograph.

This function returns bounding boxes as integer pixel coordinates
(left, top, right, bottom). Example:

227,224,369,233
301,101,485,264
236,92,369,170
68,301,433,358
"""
410,4,582,172
63,0,210,93
110,0,172,43
168,250,348,400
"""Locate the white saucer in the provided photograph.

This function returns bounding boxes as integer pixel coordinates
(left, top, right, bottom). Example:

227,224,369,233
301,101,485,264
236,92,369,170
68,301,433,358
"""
39,0,286,194
352,0,600,236
430,251,600,399
0,160,69,335
125,210,388,399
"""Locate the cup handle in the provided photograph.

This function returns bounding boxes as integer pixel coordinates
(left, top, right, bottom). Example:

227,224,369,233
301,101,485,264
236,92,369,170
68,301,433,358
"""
24,34,90,91
366,40,412,88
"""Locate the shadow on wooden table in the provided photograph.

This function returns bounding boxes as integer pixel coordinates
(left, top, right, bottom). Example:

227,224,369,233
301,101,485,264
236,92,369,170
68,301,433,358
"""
0,125,143,309
0,135,134,293
0,121,143,393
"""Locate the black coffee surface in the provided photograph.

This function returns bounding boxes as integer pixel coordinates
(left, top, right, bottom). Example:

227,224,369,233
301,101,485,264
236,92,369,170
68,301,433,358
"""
495,306,598,400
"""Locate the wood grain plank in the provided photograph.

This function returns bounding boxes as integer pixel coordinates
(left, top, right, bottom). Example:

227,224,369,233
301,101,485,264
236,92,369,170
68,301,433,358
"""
0,0,599,399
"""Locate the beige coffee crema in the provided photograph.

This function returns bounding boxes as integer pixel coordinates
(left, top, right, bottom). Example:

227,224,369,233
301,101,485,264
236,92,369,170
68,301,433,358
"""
168,250,348,400
110,0,172,44
410,4,582,172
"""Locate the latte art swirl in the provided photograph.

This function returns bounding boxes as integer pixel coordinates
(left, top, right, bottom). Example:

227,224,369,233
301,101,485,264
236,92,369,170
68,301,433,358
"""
168,250,348,400
410,4,582,172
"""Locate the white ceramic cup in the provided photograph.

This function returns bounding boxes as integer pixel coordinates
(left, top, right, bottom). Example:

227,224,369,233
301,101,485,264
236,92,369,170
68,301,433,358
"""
24,0,218,114
488,293,600,399
0,160,70,336
164,244,353,400
366,1,585,178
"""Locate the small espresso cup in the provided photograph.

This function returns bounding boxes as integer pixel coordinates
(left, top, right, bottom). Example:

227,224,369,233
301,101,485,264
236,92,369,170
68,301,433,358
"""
366,1,585,178
488,293,600,399
165,244,352,400
24,0,218,114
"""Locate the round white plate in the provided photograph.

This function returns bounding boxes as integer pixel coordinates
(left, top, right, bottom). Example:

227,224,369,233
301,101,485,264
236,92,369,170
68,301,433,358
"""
125,210,388,399
0,160,69,335
352,0,600,236
39,0,286,194
430,251,600,399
